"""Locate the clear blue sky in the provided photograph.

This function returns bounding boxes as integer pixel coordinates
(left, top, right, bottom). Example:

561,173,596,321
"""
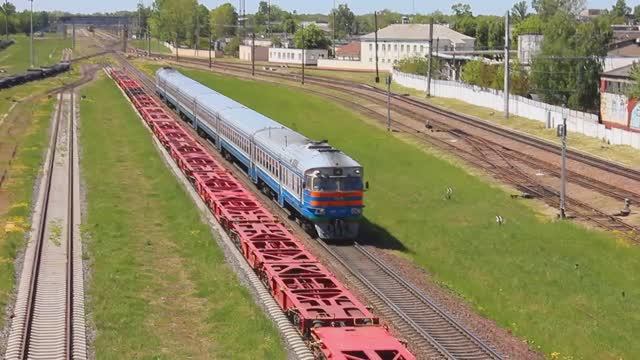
14,0,622,16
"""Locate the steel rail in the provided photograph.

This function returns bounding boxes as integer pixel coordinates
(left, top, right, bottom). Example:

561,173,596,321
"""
318,240,503,360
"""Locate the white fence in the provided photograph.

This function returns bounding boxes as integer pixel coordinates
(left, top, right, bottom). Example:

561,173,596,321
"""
393,69,640,150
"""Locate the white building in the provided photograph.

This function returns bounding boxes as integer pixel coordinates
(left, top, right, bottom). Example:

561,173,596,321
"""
318,24,475,71
359,24,475,66
268,48,328,65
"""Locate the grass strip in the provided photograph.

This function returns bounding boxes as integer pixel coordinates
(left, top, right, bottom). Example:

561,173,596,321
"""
0,34,71,74
142,63,640,359
79,73,285,358
0,96,56,326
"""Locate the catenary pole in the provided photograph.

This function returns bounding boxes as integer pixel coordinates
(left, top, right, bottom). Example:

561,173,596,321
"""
386,74,392,131
209,33,212,68
301,24,305,85
332,0,336,58
72,23,75,50
3,1,8,41
29,0,33,68
374,11,379,83
251,32,255,76
426,19,433,97
504,11,510,118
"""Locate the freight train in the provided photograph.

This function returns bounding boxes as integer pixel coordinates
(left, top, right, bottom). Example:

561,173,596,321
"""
155,67,364,239
0,62,71,90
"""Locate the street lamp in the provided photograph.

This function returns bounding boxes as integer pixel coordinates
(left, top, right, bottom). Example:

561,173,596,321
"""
28,0,33,68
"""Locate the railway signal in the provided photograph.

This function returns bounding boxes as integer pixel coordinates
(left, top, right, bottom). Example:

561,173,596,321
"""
557,116,567,219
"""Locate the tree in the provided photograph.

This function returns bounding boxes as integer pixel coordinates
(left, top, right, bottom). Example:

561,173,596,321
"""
329,4,356,39
397,56,443,78
281,12,297,35
150,0,198,45
626,63,640,99
511,1,528,22
487,18,504,50
209,3,237,40
224,36,240,55
635,5,640,20
611,0,631,18
293,24,330,49
532,0,586,18
531,13,612,111
451,3,472,17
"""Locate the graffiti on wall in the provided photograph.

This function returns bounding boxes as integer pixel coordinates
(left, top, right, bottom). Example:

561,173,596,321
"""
601,93,629,126
631,101,640,129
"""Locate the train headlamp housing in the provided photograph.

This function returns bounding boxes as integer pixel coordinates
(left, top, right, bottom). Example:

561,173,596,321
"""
314,208,326,215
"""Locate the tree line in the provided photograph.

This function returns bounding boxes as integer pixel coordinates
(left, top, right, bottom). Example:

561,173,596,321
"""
0,2,52,36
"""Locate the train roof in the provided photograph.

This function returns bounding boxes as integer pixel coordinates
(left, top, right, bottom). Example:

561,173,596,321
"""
156,67,361,173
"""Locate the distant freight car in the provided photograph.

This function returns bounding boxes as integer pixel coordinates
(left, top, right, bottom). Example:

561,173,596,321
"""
155,67,365,239
0,61,70,90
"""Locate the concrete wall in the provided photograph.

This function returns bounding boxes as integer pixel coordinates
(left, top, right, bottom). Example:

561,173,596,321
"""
239,45,269,62
317,59,392,71
393,69,640,149
268,48,328,65
164,42,223,58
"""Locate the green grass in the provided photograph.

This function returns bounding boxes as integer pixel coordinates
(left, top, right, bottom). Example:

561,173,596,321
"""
0,34,71,74
0,96,56,327
142,63,640,359
129,38,171,54
79,74,285,358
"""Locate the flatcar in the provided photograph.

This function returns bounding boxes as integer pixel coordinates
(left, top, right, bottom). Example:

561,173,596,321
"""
155,67,364,239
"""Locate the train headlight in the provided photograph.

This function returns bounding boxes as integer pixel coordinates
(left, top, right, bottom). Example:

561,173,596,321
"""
351,208,362,215
314,208,325,215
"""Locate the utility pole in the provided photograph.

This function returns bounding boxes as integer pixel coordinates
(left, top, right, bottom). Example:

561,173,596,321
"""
29,0,33,68
332,0,336,58
251,32,255,76
374,11,379,83
386,74,392,131
558,116,567,219
504,11,510,118
72,23,75,50
147,26,151,55
123,24,128,53
195,3,199,56
301,24,305,85
3,1,8,41
138,0,142,39
209,33,212,68
175,34,179,62
426,19,433,97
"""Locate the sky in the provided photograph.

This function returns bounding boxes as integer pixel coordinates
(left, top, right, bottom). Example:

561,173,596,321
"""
13,0,624,16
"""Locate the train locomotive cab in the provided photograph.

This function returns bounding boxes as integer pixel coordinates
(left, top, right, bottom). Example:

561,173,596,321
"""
303,167,363,239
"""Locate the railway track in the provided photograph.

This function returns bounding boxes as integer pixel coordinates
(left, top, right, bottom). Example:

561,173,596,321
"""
141,53,639,238
321,241,502,360
114,54,508,359
5,87,86,359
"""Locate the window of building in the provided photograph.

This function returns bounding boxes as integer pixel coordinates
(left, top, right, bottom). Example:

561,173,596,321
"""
420,45,424,52
369,43,373,51
413,45,417,52
394,44,397,51
400,44,404,51
382,44,385,51
369,58,372,62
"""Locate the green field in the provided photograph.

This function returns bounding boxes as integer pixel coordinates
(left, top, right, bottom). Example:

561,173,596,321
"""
129,38,171,54
79,75,285,358
0,34,71,74
140,63,640,359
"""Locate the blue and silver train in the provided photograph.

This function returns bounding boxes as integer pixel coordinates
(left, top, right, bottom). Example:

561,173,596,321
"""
155,67,364,239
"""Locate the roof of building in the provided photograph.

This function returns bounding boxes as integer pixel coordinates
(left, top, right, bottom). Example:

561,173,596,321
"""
336,41,361,57
360,24,474,43
602,63,636,79
608,43,640,57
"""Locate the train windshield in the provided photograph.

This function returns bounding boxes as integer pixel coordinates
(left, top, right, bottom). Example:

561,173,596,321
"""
311,176,362,191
